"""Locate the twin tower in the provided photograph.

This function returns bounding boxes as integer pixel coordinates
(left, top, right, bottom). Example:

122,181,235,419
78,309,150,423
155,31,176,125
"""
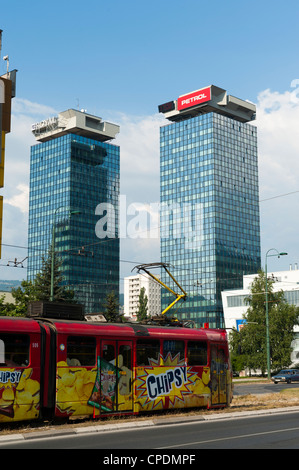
27,86,260,327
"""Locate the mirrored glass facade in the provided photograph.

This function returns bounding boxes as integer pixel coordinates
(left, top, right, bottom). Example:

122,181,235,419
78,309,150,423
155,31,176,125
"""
27,133,119,313
160,113,261,328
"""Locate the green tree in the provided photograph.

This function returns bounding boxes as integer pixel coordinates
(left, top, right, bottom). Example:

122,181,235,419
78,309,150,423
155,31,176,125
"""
103,291,120,322
0,294,18,316
34,249,75,303
10,280,39,316
137,287,148,322
1,249,76,317
229,270,299,374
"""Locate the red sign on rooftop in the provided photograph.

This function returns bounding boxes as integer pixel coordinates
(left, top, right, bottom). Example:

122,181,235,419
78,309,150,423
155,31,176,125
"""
177,86,211,111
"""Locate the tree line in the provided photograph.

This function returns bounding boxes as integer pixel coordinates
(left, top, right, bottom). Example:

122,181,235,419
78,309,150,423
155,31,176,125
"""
229,270,299,374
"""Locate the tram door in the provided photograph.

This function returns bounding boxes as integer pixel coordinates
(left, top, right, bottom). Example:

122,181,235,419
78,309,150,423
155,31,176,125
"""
210,344,227,406
100,340,133,413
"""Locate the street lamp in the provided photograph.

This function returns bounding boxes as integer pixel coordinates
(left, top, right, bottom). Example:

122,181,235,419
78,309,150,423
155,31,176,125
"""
50,207,81,302
265,248,288,379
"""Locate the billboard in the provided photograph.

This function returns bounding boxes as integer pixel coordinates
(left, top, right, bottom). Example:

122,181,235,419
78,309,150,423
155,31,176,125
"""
0,196,2,258
236,319,246,331
158,101,175,114
177,86,211,111
0,132,4,188
0,77,12,133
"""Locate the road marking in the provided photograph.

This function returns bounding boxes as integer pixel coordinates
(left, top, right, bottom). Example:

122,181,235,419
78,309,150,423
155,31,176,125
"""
159,426,299,448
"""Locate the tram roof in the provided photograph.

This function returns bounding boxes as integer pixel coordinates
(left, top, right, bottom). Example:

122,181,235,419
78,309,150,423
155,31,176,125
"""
0,316,228,343
39,319,228,342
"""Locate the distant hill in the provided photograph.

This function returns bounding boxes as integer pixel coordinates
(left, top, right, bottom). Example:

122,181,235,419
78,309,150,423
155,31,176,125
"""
0,280,22,292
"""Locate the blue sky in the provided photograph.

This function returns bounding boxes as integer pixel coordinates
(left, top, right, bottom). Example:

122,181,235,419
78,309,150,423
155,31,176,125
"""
2,0,299,114
1,0,299,285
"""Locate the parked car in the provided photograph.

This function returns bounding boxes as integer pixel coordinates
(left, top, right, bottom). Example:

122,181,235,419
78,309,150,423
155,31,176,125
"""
271,369,299,384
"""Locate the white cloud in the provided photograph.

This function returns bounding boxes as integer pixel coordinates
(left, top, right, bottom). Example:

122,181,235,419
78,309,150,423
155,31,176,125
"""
256,86,299,198
4,183,29,214
114,112,165,203
12,98,57,117
255,82,299,270
112,113,165,279
0,99,57,279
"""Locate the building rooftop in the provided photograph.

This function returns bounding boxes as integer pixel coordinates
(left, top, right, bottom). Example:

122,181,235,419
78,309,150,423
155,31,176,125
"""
31,108,120,142
158,85,256,123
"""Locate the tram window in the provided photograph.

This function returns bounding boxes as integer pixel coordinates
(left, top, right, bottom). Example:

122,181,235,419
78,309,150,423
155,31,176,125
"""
163,340,185,360
0,334,30,367
187,341,207,366
119,345,132,370
102,344,115,363
136,340,160,366
67,336,96,366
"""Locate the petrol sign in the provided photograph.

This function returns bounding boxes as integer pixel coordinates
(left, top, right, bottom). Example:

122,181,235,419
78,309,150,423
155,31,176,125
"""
177,87,211,111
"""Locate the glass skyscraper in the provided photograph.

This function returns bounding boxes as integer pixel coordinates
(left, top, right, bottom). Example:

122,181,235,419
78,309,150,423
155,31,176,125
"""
159,86,261,328
27,109,120,313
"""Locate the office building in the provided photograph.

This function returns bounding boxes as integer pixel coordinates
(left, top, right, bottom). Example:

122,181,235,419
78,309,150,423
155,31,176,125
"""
27,109,120,313
158,85,260,328
124,273,161,321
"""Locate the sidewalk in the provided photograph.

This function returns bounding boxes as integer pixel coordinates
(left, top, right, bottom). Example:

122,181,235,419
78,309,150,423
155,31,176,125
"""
233,377,271,383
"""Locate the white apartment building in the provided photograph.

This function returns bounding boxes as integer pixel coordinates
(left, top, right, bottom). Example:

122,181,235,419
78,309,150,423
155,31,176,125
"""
221,265,299,364
124,274,161,321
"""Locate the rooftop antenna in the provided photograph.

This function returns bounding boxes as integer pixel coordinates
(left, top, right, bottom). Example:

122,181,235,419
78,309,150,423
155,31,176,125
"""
0,30,3,68
0,30,10,74
3,55,9,74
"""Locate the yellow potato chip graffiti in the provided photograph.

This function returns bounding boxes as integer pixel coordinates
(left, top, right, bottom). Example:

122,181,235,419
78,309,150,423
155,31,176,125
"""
61,373,76,387
56,364,97,416
2,387,14,402
16,368,33,390
0,368,40,423
24,378,40,396
202,368,210,385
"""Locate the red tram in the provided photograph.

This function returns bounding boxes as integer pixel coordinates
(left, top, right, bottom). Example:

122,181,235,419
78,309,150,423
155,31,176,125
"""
0,315,233,423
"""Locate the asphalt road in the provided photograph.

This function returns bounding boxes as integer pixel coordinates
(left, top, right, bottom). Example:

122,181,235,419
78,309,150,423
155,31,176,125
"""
234,381,299,396
2,409,299,450
1,382,299,452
